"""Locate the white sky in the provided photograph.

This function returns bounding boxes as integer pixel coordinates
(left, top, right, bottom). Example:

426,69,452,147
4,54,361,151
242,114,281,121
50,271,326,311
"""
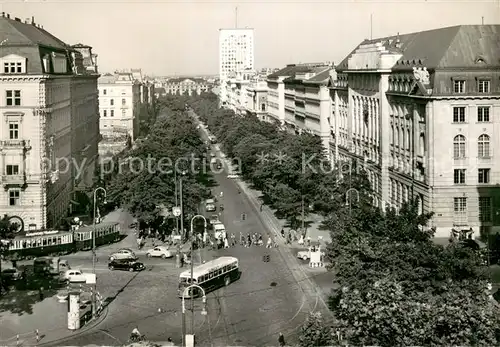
1,0,499,75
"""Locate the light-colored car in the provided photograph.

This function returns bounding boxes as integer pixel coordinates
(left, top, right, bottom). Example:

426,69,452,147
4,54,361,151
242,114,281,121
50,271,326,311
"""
227,174,240,179
297,249,325,261
206,204,216,212
206,198,215,205
109,248,137,261
146,246,173,259
63,269,87,283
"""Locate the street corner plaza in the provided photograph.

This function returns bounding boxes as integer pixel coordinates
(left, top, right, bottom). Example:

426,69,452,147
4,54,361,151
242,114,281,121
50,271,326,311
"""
24,174,327,347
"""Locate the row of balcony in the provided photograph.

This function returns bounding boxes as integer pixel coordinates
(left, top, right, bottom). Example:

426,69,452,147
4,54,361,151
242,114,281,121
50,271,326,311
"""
0,139,31,150
0,169,60,188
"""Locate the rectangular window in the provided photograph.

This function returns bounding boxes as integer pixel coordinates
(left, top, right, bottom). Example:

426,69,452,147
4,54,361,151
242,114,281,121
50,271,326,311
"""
110,110,114,117
453,80,465,93
453,197,467,224
122,98,126,105
103,89,107,95
9,189,20,206
3,62,22,74
6,165,19,175
453,107,466,123
477,106,490,122
478,80,490,93
110,99,114,106
6,90,21,106
9,122,19,139
453,169,466,184
479,197,492,222
122,109,126,117
478,168,490,184
103,110,107,117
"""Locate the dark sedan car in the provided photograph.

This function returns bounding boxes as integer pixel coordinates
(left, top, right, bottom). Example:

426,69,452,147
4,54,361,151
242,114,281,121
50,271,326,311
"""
108,259,145,272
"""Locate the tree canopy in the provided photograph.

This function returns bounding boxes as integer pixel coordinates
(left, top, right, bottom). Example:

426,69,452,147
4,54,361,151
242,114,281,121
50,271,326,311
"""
187,92,500,346
106,97,210,231
187,93,368,229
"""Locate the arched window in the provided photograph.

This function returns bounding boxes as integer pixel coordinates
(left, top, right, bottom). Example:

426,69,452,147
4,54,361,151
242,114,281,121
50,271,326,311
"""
406,129,411,150
478,134,491,158
416,194,423,215
419,133,425,156
453,135,466,158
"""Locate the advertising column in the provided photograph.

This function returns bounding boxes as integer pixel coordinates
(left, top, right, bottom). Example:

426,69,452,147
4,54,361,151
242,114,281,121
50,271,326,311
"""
68,291,81,330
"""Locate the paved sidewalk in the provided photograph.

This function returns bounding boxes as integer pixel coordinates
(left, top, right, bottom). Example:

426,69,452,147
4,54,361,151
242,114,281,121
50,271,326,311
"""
0,209,131,346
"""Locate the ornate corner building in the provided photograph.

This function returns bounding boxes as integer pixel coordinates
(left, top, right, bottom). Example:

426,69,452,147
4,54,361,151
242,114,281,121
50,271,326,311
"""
263,24,500,239
331,24,500,239
0,13,100,231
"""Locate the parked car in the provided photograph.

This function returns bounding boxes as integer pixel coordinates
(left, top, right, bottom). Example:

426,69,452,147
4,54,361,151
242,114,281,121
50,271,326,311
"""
146,246,173,259
227,174,240,179
63,269,87,283
108,259,145,272
206,204,216,212
109,248,137,261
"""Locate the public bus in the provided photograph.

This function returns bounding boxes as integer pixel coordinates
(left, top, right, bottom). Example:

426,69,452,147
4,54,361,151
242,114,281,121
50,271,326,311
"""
178,256,241,298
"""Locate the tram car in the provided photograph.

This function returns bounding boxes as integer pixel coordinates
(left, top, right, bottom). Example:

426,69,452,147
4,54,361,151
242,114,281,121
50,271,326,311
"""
6,222,121,259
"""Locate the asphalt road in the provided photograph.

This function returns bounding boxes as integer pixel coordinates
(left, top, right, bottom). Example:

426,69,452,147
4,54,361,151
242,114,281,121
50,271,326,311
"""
42,114,329,346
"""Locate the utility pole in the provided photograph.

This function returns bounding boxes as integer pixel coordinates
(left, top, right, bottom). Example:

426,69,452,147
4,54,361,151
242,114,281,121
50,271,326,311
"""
92,187,106,319
190,234,195,336
175,170,178,234
301,195,305,234
179,178,184,241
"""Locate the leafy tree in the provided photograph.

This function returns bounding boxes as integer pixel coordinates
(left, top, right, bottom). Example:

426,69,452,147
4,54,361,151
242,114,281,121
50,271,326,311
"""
321,200,497,346
298,312,336,347
106,102,210,231
0,215,18,293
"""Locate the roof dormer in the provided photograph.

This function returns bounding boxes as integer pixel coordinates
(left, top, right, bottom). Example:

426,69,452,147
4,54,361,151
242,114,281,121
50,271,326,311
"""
1,54,27,74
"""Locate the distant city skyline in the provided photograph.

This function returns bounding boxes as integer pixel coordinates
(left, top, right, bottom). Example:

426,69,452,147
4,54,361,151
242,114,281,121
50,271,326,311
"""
2,0,498,75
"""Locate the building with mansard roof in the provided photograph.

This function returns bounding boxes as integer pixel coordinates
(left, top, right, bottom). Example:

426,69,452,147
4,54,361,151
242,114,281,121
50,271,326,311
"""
163,77,211,96
0,12,100,231
330,24,500,239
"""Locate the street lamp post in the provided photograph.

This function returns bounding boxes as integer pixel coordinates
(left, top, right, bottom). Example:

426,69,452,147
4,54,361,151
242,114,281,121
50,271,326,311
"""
92,187,106,319
181,284,209,347
189,215,207,336
345,188,359,216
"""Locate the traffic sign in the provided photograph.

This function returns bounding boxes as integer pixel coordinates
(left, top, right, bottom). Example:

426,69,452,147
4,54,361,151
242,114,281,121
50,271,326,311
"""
172,207,181,217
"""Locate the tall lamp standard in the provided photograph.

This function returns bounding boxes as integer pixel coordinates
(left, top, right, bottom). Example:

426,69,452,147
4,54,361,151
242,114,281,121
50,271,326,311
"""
345,188,359,216
181,284,210,347
189,215,207,335
92,187,106,318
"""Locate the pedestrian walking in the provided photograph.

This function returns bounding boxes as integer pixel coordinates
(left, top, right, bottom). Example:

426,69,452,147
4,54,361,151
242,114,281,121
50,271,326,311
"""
260,203,263,212
224,237,229,249
266,238,272,248
230,233,236,246
280,228,285,238
278,332,285,346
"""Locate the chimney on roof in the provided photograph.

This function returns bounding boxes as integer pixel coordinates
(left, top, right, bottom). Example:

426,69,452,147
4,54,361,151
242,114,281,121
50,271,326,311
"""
24,18,30,24
14,17,20,22
31,16,35,25
7,14,10,19
395,32,401,49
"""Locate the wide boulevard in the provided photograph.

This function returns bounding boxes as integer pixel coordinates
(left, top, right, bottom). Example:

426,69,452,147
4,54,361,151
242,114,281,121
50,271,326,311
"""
44,117,326,346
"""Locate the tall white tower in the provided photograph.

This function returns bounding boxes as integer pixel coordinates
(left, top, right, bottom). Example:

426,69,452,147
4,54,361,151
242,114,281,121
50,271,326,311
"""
218,28,254,81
